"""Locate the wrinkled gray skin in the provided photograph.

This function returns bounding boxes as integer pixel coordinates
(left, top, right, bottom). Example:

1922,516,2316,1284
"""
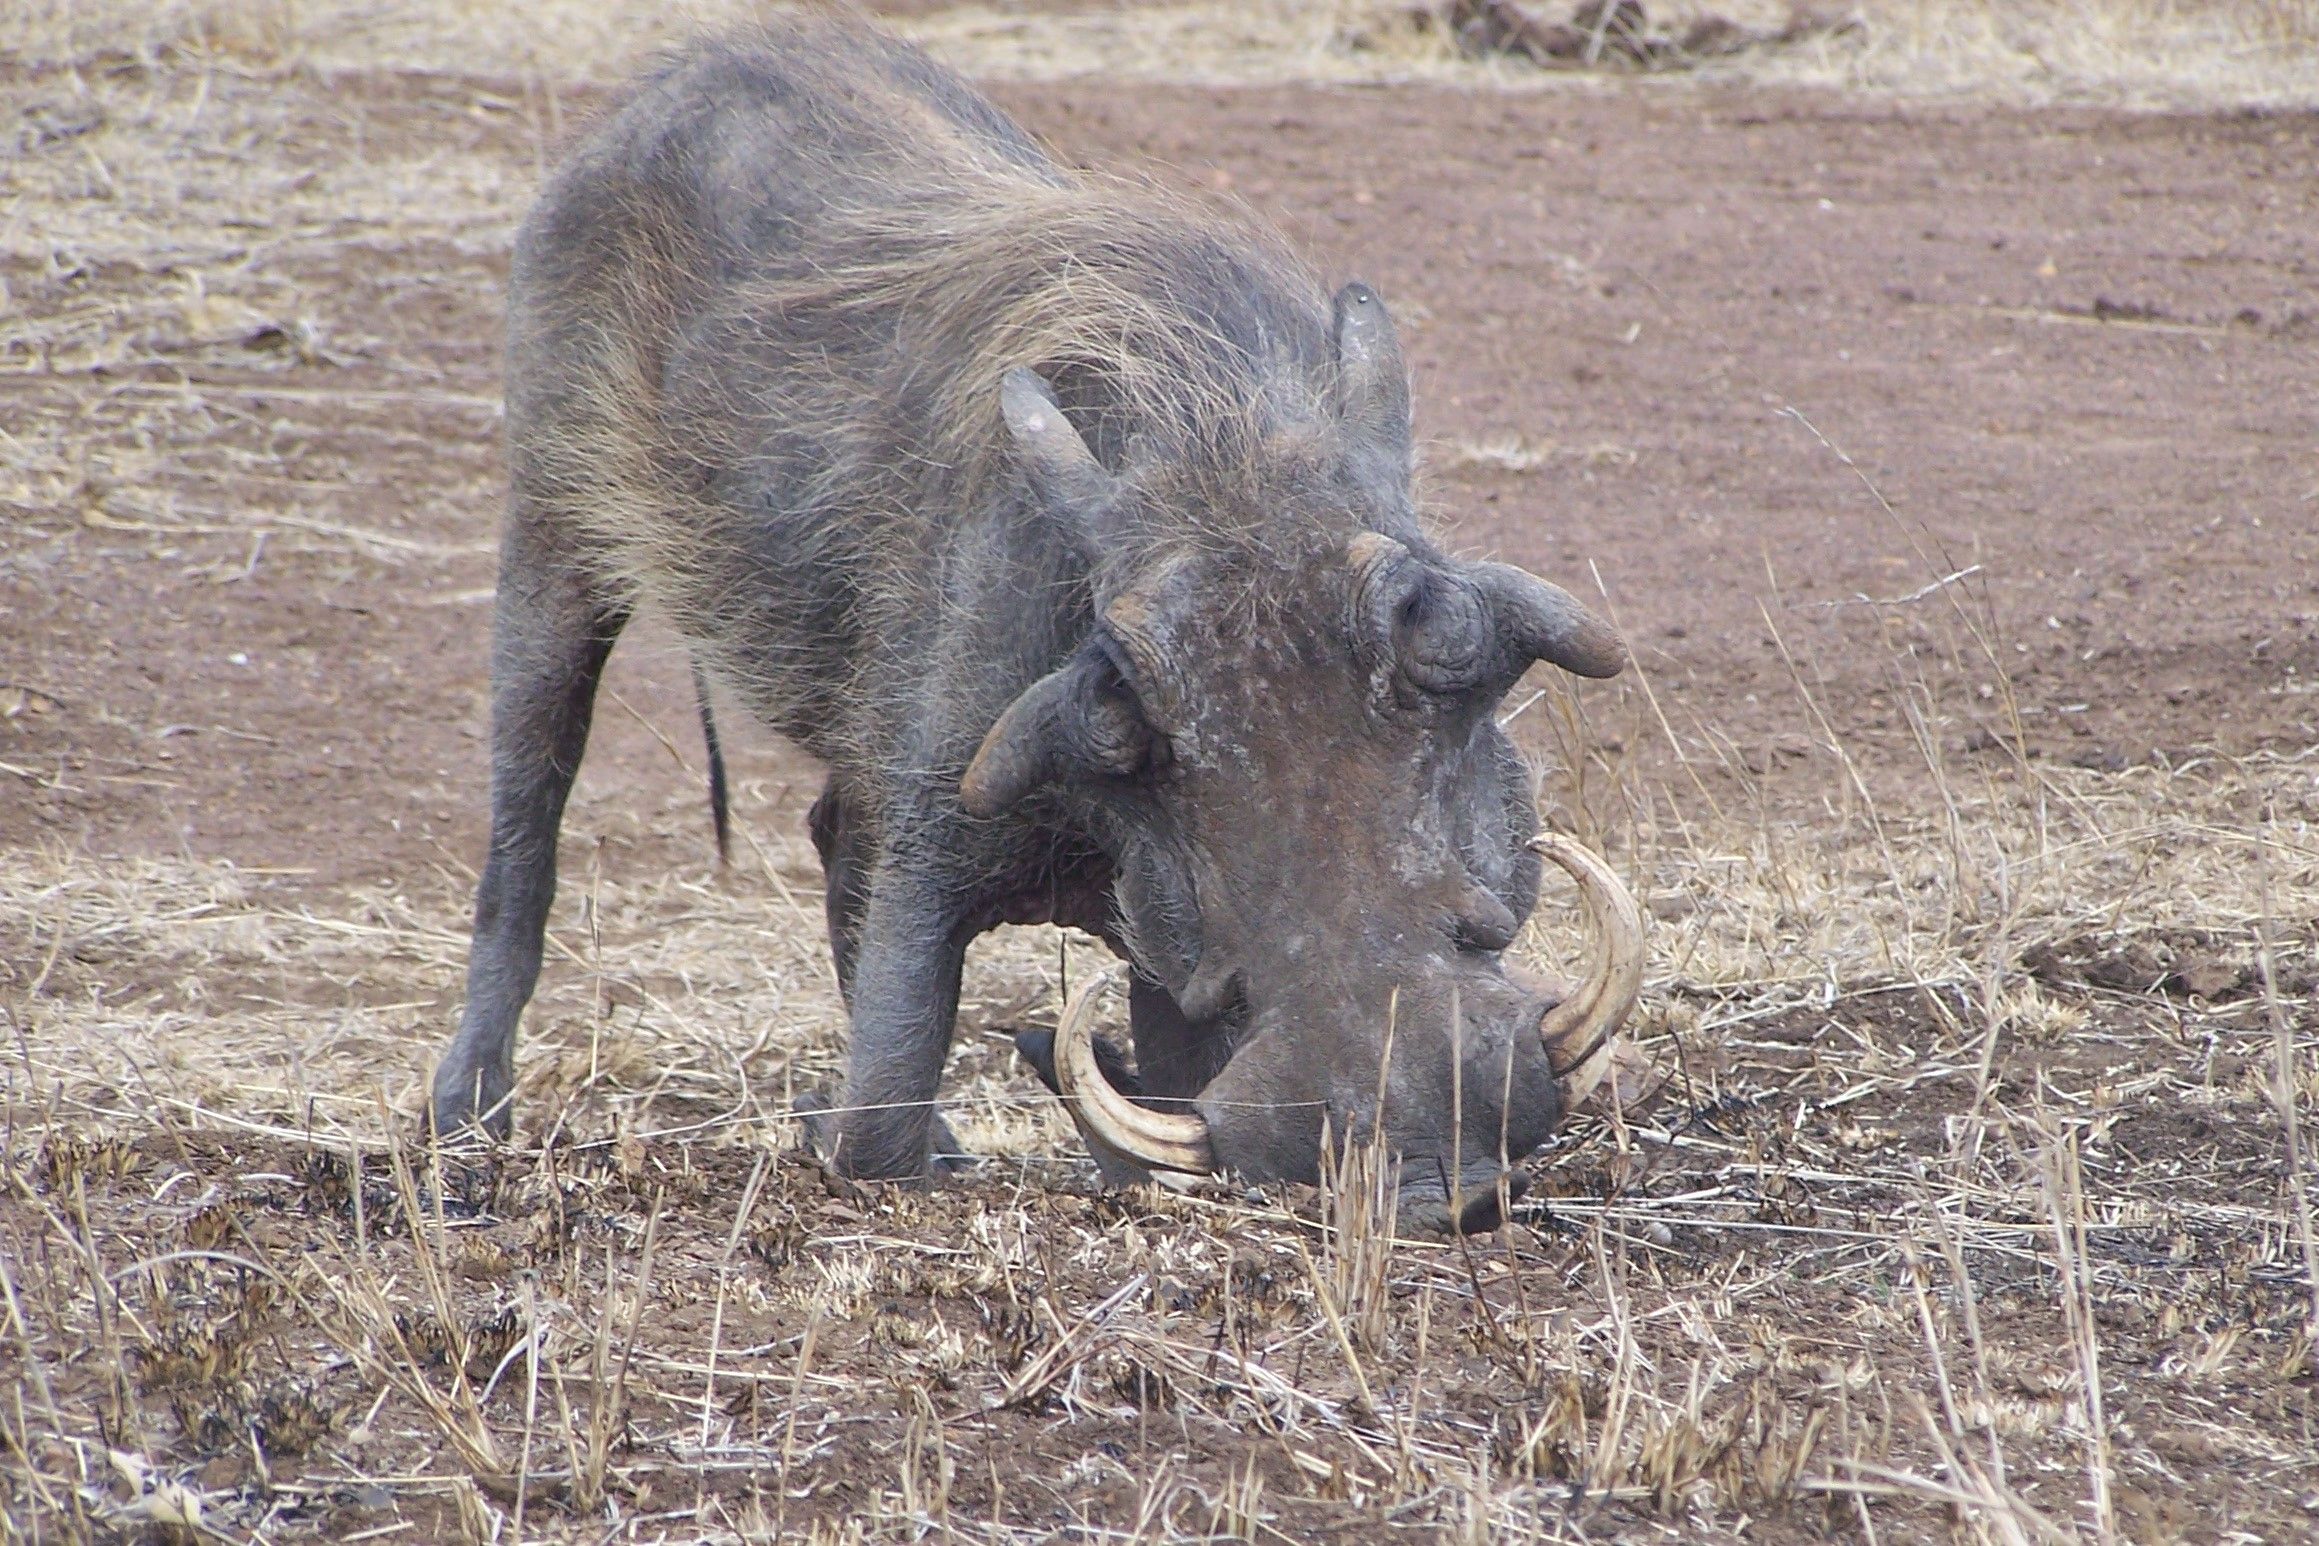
428,20,1625,1232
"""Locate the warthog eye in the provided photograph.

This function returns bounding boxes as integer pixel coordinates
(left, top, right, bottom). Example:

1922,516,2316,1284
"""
1393,571,1489,696
1079,643,1167,782
1082,685,1155,776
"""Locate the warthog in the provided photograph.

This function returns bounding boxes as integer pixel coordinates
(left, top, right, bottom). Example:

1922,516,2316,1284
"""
429,18,1644,1232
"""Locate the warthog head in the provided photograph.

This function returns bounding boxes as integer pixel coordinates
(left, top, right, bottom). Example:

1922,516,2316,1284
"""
962,285,1641,1232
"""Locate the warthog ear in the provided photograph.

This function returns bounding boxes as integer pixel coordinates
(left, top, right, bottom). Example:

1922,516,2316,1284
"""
1001,367,1116,517
1330,282,1412,476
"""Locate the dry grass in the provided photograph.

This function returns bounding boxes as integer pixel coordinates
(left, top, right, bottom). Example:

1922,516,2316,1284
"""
1334,0,2319,106
5,3,2318,1541
7,673,2316,1539
7,0,2316,105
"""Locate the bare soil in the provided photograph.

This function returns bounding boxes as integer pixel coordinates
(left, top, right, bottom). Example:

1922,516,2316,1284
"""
8,77,2316,880
3,31,2316,1546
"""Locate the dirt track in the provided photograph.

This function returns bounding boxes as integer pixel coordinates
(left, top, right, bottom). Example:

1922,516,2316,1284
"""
5,24,2319,1546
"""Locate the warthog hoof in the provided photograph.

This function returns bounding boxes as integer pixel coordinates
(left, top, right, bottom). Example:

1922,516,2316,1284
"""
429,1047,514,1144
793,1090,974,1178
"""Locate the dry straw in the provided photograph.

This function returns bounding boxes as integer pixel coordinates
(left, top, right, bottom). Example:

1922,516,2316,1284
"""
10,0,2317,103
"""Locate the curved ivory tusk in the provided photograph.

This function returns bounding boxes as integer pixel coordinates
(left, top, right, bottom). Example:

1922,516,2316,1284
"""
1054,971,1216,1175
1528,833,1646,1105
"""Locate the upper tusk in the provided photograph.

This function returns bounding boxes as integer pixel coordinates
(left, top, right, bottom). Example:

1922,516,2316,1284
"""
1053,971,1216,1175
1529,832,1646,1090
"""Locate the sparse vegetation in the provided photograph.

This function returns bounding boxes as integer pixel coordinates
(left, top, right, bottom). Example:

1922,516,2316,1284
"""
8,735,2316,1540
12,0,2319,104
4,2,2315,1541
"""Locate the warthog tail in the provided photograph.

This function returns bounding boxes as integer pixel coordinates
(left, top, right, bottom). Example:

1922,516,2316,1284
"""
692,660,730,866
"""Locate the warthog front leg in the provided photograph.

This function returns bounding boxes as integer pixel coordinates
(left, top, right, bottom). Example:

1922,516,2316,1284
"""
808,861,972,1179
1010,971,1227,1119
431,527,627,1140
1126,970,1238,1111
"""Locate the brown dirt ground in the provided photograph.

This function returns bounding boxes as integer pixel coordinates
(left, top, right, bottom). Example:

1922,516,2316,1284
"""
3,30,2317,1546
6,78,2316,881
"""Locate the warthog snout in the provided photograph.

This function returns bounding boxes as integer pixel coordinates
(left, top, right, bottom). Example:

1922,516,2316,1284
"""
1045,835,1644,1232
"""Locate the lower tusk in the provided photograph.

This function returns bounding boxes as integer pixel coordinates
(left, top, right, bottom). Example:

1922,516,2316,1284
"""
1557,1037,1621,1111
1053,970,1216,1175
1529,832,1646,1086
